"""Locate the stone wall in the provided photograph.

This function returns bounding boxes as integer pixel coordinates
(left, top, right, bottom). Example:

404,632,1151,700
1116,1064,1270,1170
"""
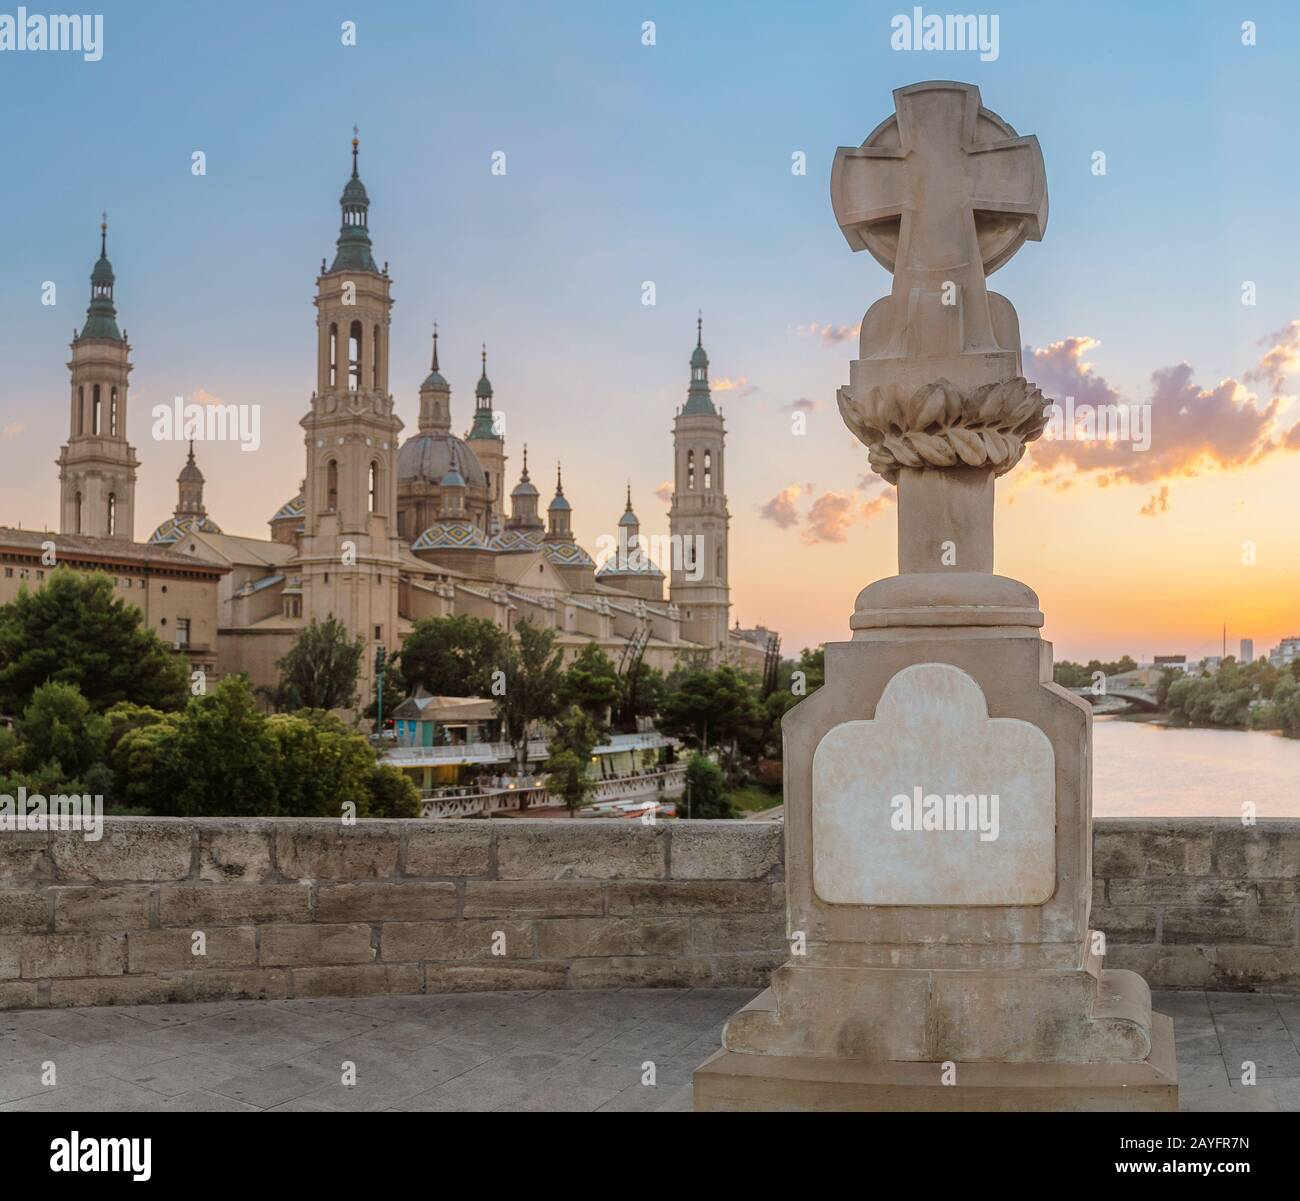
0,818,785,1010
2,817,1297,1009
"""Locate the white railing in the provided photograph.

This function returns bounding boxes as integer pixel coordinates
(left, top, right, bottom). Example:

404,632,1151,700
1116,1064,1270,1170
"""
591,766,686,803
419,783,549,819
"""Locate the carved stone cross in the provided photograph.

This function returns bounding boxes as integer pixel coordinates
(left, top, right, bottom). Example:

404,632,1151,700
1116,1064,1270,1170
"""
832,81,1047,392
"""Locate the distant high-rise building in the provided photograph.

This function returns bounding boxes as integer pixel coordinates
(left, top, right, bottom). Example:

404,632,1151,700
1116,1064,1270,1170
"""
1240,638,1254,664
1270,637,1300,668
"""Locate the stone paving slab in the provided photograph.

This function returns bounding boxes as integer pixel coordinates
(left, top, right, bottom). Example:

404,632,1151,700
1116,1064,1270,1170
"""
0,989,1297,1112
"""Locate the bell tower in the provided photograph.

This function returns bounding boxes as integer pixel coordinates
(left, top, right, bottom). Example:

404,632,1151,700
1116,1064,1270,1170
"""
296,132,404,706
669,315,731,658
57,216,139,539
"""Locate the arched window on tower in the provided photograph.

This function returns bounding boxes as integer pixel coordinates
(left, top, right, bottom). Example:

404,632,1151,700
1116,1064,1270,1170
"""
74,491,82,534
348,321,362,391
77,386,85,435
703,450,712,490
368,461,380,514
109,387,119,437
329,323,339,389
372,324,380,389
92,385,101,435
106,493,116,536
326,459,339,511
687,450,695,490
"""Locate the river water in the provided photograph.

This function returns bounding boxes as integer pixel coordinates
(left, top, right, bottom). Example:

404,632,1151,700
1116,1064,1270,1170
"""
1092,717,1300,817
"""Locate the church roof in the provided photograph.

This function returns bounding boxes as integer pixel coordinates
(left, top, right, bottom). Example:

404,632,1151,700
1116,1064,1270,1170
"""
147,513,224,546
328,133,379,275
271,493,305,523
411,520,491,552
543,540,595,568
398,431,487,489
490,528,544,555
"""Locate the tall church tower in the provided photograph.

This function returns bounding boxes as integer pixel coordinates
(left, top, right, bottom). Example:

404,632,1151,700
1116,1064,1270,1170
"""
465,345,506,531
296,133,404,705
57,218,139,539
669,316,731,658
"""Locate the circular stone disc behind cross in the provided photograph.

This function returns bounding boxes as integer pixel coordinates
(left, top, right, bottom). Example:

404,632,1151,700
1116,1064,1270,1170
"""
832,80,1048,279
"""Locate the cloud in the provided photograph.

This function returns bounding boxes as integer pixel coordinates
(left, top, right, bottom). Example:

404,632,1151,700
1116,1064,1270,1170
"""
1,422,24,441
797,322,860,346
193,388,226,407
803,491,859,543
1245,320,1300,395
782,398,820,413
712,376,750,393
1139,485,1169,517
758,485,804,529
654,479,673,505
1024,336,1288,493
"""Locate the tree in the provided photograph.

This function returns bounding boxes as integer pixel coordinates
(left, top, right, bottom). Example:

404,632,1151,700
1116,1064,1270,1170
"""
547,749,595,817
364,764,421,817
617,663,665,732
659,663,764,781
398,615,510,698
272,616,363,711
265,710,374,817
558,643,623,727
497,618,564,772
14,682,107,780
681,752,733,819
0,568,188,715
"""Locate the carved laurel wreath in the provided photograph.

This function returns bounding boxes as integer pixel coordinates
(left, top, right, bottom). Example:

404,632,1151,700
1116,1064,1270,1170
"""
838,377,1049,485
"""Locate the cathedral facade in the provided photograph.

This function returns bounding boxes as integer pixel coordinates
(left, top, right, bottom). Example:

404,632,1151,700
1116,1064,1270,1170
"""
42,138,772,706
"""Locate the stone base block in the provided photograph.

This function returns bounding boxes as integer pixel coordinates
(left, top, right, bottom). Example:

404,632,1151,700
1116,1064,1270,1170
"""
693,1012,1178,1112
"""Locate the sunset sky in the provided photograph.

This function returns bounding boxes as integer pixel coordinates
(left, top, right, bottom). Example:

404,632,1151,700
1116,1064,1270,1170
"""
1,0,1297,662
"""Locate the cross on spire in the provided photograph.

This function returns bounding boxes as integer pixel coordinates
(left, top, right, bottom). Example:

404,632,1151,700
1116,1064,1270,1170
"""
431,322,440,370
697,310,703,347
351,126,360,178
99,211,107,257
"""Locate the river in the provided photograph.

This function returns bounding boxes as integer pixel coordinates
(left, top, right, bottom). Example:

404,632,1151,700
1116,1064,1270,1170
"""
1092,717,1300,817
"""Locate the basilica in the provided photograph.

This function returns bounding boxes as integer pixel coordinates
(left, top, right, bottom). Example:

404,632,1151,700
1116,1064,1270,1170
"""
11,137,773,705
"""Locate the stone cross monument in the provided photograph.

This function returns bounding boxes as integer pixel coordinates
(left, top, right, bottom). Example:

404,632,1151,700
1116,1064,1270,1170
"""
694,81,1177,1111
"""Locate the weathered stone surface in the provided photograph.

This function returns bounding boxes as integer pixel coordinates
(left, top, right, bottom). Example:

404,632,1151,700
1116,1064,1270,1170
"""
1162,907,1295,947
198,826,274,883
50,822,192,883
290,964,421,998
403,824,492,877
53,886,151,932
568,955,707,989
536,917,688,959
0,980,40,1009
1104,944,1215,989
463,881,602,918
670,822,782,881
1107,877,1253,907
48,974,188,1007
1094,824,1212,878
0,888,49,931
260,923,375,967
424,962,568,993
21,933,126,979
1209,946,1300,987
1090,905,1158,945
274,824,400,881
496,822,666,880
382,919,533,962
128,927,258,973
0,830,51,882
690,913,786,954
1213,825,1300,880
160,884,310,927
190,968,288,1001
0,935,19,978
315,881,457,923
607,880,773,915
705,950,788,987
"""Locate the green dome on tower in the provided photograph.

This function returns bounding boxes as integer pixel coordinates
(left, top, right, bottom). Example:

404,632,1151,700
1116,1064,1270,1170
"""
682,312,716,416
79,216,123,342
329,131,379,274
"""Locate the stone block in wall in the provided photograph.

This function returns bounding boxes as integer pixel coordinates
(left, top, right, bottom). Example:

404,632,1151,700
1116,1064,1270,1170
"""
49,822,191,883
0,830,51,882
127,927,258,973
1104,943,1216,989
52,886,151,932
0,888,49,931
159,884,311,926
20,933,126,979
315,882,457,923
381,919,533,962
1089,905,1158,945
198,825,274,883
606,880,773,915
462,881,603,918
0,935,19,979
1209,946,1300,989
1161,906,1296,947
535,917,688,959
289,964,421,998
424,961,568,993
1212,824,1300,880
495,822,667,881
48,974,189,1008
704,949,789,987
669,822,783,881
567,955,709,989
190,968,288,1002
689,912,786,953
259,923,375,966
274,824,399,881
0,981,40,1009
403,823,492,877
1093,822,1212,878
1107,877,1253,906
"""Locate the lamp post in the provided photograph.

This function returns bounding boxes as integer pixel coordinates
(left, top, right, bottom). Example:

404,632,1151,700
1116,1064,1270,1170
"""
374,645,387,738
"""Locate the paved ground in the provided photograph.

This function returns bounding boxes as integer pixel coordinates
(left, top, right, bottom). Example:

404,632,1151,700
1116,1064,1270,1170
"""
1,988,1297,1111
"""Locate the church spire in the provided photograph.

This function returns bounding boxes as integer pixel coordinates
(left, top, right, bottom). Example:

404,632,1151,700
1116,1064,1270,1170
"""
683,311,715,415
80,213,122,341
330,127,378,274
468,341,498,440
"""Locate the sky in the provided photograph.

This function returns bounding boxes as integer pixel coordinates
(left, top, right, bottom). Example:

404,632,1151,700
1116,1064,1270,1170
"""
1,0,1298,663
